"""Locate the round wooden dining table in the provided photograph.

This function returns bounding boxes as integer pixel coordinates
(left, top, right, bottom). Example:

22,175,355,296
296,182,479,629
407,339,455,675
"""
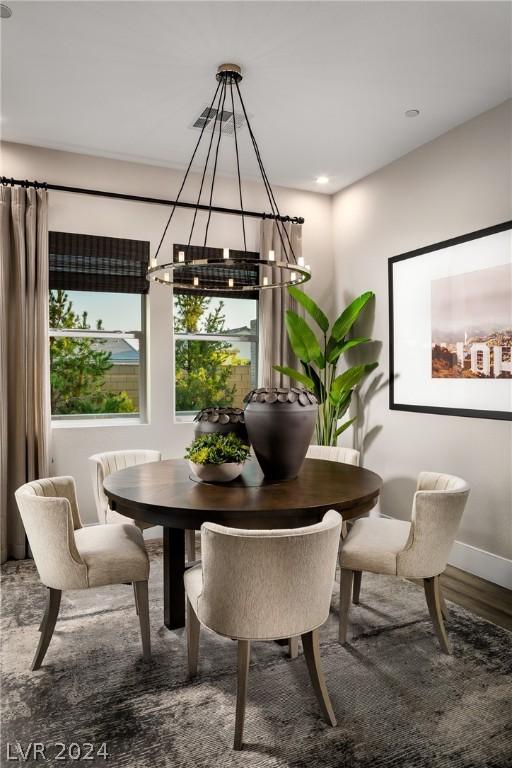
103,457,382,631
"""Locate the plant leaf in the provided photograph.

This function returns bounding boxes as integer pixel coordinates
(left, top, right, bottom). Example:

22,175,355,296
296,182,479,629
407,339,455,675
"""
331,291,374,341
335,390,353,419
334,417,357,438
329,364,373,405
272,365,314,390
288,285,329,334
302,362,326,401
285,310,324,367
326,336,371,364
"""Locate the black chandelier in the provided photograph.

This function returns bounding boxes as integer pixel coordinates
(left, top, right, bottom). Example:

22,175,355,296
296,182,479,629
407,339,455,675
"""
147,63,311,293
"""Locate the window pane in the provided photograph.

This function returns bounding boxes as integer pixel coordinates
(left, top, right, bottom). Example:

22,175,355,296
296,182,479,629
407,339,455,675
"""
173,295,257,336
175,339,257,416
49,289,141,417
50,289,141,331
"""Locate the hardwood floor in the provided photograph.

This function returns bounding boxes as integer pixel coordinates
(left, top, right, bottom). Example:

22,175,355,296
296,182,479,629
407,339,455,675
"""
440,565,512,632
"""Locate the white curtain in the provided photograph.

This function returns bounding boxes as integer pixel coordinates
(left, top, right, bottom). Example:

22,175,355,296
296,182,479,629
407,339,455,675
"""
0,186,51,563
258,219,302,387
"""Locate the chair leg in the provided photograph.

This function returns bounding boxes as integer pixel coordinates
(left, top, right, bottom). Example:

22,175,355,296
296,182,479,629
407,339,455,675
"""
423,576,451,654
38,600,49,631
133,583,139,615
31,588,61,671
439,586,448,619
352,571,362,605
133,581,151,660
301,629,337,727
288,636,299,659
185,530,196,562
339,568,353,643
234,640,251,751
187,598,200,678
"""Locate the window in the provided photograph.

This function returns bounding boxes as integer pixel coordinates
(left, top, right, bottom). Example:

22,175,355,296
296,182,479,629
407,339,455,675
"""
48,231,148,420
174,294,258,421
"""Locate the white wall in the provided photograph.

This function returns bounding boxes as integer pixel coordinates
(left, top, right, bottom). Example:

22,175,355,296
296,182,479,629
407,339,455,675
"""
332,101,512,586
2,142,334,525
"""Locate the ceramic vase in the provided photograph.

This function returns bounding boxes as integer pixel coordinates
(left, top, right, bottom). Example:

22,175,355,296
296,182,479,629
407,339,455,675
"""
243,387,318,481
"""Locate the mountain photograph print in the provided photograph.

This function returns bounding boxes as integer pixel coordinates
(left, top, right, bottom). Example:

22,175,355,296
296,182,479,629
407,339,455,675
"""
431,263,512,379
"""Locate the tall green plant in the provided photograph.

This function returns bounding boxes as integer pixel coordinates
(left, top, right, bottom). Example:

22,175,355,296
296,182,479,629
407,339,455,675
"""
273,288,377,446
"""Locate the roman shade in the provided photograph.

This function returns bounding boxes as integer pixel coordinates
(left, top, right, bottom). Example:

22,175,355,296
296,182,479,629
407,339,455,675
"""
49,231,150,294
172,244,259,299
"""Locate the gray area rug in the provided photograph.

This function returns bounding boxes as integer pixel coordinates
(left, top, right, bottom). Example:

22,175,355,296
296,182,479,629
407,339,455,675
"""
1,542,511,767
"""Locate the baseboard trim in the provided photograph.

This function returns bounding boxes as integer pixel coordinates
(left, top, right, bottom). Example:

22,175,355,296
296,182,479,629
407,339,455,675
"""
378,513,511,589
448,540,512,590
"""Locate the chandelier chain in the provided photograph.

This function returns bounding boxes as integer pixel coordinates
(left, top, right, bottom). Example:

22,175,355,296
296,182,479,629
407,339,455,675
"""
230,79,247,252
233,79,296,264
153,78,222,262
186,79,225,251
203,78,228,247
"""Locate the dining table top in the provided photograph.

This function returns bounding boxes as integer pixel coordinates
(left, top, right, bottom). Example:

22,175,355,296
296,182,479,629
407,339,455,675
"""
103,457,383,530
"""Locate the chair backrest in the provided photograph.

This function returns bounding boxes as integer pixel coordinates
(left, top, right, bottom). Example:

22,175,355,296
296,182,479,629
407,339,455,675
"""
15,477,88,590
307,444,360,467
89,450,162,523
397,471,470,579
197,510,342,641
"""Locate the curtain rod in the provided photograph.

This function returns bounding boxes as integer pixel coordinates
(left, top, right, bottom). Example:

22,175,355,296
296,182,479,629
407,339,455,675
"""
0,176,305,225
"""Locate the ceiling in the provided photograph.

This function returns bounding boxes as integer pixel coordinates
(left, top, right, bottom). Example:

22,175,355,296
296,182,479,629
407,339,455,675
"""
1,1,511,193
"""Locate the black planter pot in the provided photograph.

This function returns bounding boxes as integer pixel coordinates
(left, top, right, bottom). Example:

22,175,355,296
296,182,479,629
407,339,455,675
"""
193,407,248,444
243,387,318,481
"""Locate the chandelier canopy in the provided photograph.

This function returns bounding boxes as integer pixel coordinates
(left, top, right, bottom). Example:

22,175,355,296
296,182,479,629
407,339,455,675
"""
147,63,311,293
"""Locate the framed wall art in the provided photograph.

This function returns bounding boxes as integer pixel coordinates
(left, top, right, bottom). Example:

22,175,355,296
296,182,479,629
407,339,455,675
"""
389,220,512,420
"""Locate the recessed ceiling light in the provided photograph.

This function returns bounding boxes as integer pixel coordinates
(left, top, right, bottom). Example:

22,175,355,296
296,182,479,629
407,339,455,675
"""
0,4,12,18
405,109,420,118
316,175,329,185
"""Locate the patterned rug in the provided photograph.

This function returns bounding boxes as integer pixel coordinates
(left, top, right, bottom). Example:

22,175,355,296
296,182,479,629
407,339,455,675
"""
1,542,511,767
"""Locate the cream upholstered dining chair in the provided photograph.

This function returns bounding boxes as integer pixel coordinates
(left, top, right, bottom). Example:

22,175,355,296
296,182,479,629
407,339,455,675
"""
89,449,161,527
338,471,469,654
184,510,342,750
15,476,151,671
89,449,196,561
306,444,360,467
306,444,361,543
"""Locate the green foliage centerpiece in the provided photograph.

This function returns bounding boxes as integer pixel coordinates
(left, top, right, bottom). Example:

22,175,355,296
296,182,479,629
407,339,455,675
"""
185,433,250,484
274,288,378,446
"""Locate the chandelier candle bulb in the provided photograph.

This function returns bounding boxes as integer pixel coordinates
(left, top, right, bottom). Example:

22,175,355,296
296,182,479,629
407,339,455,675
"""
228,278,234,288
291,272,297,282
223,248,230,260
263,276,269,286
178,251,185,263
298,256,305,267
193,277,199,287
150,257,157,269
305,264,311,272
268,250,275,262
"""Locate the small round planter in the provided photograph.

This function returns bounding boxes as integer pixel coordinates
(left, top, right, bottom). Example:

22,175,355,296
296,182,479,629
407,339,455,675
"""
244,387,318,482
194,407,248,444
188,460,245,484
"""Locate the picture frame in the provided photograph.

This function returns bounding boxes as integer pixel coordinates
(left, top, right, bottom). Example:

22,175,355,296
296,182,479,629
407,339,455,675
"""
388,220,512,421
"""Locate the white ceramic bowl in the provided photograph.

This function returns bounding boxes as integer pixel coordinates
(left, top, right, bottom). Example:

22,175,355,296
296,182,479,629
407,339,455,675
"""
188,461,244,483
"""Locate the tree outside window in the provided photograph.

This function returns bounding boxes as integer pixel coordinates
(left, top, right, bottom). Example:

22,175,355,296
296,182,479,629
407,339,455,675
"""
49,289,136,415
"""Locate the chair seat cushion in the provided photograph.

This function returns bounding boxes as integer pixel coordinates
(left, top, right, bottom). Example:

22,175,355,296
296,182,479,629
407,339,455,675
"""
74,523,149,587
184,563,203,614
340,518,411,575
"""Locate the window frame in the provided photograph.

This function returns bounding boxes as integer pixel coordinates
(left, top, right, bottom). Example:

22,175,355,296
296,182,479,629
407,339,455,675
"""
173,299,259,423
49,293,147,424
